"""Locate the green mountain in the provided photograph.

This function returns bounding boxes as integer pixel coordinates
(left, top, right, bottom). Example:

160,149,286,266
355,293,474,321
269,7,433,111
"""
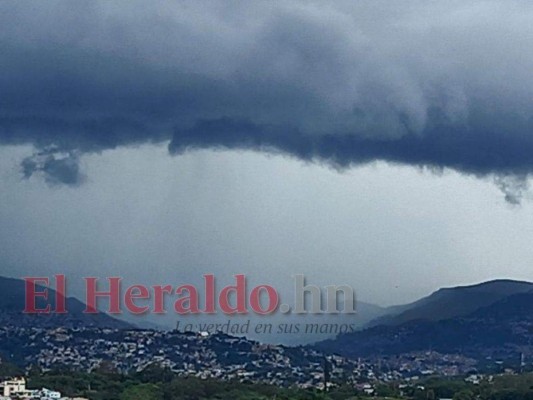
315,280,533,366
0,276,132,329
367,279,533,327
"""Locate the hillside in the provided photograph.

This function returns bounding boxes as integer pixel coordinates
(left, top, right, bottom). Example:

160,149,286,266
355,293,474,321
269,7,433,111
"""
367,279,533,327
315,285,533,366
0,276,132,329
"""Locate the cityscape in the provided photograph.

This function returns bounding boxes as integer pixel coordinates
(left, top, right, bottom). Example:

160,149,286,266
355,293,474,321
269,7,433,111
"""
2,0,533,399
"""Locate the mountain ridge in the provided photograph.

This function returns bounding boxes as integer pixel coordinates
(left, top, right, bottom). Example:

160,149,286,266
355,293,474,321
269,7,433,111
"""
366,278,533,327
0,276,133,329
315,279,533,366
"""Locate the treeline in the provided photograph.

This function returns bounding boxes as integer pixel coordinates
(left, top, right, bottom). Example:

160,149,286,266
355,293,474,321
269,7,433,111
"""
1,362,357,400
6,361,533,400
405,374,533,400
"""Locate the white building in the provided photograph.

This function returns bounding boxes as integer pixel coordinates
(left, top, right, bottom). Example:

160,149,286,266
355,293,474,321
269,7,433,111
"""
40,387,62,399
0,377,61,399
0,377,26,397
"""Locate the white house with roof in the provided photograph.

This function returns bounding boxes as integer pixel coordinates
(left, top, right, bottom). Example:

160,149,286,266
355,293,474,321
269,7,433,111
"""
0,377,62,399
0,377,26,397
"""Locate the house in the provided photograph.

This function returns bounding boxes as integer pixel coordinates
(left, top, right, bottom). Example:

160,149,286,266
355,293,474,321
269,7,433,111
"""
0,377,26,397
0,377,61,399
465,374,481,385
39,388,62,399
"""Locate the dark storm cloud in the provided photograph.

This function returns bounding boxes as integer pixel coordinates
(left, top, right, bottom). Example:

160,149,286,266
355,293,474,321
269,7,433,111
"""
21,148,85,186
2,1,533,201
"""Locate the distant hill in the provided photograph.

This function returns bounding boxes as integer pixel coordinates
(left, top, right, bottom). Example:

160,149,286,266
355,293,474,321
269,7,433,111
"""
367,279,533,327
0,276,132,329
252,300,388,345
143,300,387,346
315,280,533,366
120,279,533,345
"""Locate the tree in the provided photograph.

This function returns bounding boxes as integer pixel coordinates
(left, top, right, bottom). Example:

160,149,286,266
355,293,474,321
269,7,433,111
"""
120,383,162,400
454,389,475,400
0,361,23,379
136,363,174,384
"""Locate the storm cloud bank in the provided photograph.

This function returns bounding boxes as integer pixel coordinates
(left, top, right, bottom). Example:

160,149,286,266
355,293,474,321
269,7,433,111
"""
2,1,533,201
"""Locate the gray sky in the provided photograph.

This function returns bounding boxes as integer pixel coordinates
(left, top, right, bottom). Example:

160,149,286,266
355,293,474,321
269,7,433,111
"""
1,143,532,308
1,1,533,312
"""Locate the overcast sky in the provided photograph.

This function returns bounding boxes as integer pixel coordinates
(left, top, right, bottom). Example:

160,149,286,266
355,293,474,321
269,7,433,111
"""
2,1,533,312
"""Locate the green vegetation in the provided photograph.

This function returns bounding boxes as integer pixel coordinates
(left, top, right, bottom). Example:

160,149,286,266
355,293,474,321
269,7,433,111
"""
407,374,533,400
7,361,533,400
21,364,352,400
